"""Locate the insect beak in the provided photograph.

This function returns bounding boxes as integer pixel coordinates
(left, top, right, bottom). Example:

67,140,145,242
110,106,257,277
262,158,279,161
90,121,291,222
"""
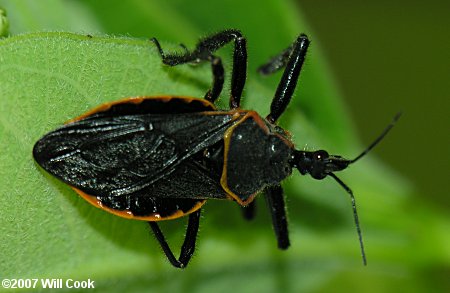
325,155,351,173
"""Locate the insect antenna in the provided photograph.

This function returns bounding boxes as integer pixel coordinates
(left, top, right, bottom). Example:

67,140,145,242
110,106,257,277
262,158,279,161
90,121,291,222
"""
328,112,402,265
329,173,367,265
350,112,402,164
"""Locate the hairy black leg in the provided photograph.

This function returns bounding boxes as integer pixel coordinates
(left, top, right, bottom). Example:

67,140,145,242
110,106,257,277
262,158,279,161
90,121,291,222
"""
265,185,290,249
230,37,247,109
241,200,256,221
262,34,310,124
148,209,201,268
204,56,224,103
151,29,247,106
257,43,296,75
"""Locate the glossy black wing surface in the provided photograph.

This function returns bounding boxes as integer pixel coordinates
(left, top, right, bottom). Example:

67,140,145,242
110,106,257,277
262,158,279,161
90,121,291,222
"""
33,97,235,200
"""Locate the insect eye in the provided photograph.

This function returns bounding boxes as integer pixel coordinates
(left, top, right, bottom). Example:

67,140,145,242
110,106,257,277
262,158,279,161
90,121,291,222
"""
314,150,329,161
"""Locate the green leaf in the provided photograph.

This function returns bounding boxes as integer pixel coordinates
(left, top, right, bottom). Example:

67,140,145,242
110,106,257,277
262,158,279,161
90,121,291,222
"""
1,1,447,292
0,0,100,34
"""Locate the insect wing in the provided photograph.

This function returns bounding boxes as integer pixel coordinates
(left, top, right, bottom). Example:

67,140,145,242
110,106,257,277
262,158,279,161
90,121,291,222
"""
33,112,234,199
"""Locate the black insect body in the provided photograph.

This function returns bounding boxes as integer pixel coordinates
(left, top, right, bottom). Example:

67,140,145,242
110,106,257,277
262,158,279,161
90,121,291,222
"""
33,29,399,268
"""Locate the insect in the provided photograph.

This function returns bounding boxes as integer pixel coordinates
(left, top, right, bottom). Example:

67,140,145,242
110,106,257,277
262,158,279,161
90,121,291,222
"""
33,29,399,268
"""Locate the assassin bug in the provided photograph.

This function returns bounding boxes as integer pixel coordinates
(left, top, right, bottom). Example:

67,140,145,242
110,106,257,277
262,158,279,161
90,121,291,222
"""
33,29,399,268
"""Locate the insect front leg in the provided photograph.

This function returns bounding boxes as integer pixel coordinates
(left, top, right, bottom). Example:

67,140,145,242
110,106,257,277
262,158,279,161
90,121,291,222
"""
265,185,290,249
257,42,296,75
151,29,247,108
148,209,201,268
259,34,310,124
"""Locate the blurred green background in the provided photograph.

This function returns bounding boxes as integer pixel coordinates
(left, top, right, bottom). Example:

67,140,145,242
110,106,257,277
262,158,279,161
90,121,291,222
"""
0,0,448,292
298,0,450,208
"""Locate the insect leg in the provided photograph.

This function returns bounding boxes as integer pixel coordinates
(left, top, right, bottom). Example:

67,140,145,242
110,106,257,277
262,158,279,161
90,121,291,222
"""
257,43,296,75
262,34,310,124
151,29,247,107
204,55,224,103
241,200,256,221
148,209,201,268
229,36,247,109
265,185,290,249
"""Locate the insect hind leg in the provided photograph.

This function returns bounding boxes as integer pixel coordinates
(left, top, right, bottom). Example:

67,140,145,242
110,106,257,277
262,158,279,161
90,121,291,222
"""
148,209,201,268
